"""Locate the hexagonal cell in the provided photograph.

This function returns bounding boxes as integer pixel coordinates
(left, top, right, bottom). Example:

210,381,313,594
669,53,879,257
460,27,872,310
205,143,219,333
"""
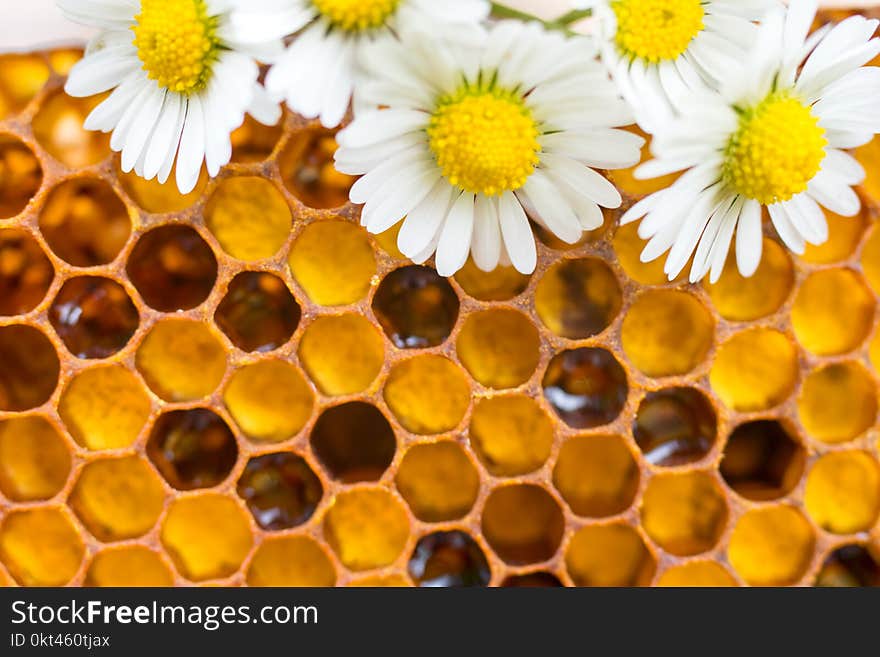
311,402,396,483
32,90,109,167
323,488,410,571
279,128,354,209
231,114,283,163
802,209,867,265
0,228,53,316
85,546,174,587
792,269,875,356
39,178,131,267
565,523,656,587
288,220,376,306
728,505,815,586
798,362,878,444
408,531,490,587
710,328,798,412
147,409,238,491
298,314,384,396
384,355,471,435
621,290,713,378
118,167,206,214
214,272,300,353
634,388,717,467
0,508,84,586
454,258,530,301
640,471,728,556
542,347,628,429
236,452,323,530
553,434,639,518
612,222,676,286
396,441,479,522
815,545,880,587
720,420,805,502
247,535,336,587
205,177,292,261
482,484,564,565
535,257,622,339
0,54,49,118
135,319,226,402
804,451,880,535
0,134,42,219
469,395,553,477
49,276,139,359
69,456,165,541
456,309,540,389
502,572,564,587
656,561,738,587
372,265,460,349
0,416,70,501
127,225,217,312
0,325,59,411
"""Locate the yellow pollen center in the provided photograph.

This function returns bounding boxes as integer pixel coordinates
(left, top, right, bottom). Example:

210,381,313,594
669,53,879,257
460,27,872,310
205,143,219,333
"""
611,0,705,63
312,0,401,31
427,87,541,197
132,0,219,95
723,93,828,206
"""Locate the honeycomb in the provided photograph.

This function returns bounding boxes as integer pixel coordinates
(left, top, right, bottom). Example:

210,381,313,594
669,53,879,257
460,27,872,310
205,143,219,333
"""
1,11,880,588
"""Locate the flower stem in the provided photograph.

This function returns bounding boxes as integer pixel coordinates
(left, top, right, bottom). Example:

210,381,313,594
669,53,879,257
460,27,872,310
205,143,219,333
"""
489,3,592,31
489,2,541,22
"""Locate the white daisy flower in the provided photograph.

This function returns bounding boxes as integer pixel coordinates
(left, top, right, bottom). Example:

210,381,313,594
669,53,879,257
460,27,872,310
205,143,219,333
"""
264,0,490,130
622,0,880,284
57,0,285,193
334,21,642,277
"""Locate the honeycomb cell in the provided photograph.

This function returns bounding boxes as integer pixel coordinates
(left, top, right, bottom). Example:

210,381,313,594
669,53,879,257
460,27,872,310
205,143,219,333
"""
656,561,737,587
720,420,805,501
85,546,174,587
119,167,206,214
408,531,490,587
298,314,384,396
279,128,354,209
39,178,131,267
223,360,314,443
863,223,880,294
288,220,376,306
804,451,880,535
0,325,59,411
32,90,109,167
127,225,217,312
815,545,880,587
247,536,336,587
0,54,49,117
728,506,815,586
542,347,628,429
205,177,292,261
58,365,151,450
621,290,713,378
161,495,253,582
231,114,283,163
323,488,410,571
214,272,300,353
396,441,480,522
535,258,622,339
372,265,460,349
136,319,226,402
147,409,238,491
384,355,471,435
49,276,139,359
565,524,656,587
0,416,70,501
454,258,530,301
798,362,878,444
640,471,728,556
802,209,867,264
482,484,564,565
469,395,554,477
634,387,717,466
502,572,564,587
791,269,875,356
69,456,166,541
0,508,84,586
0,134,42,218
0,229,53,316
311,402,396,483
612,222,675,286
236,452,323,530
457,309,540,389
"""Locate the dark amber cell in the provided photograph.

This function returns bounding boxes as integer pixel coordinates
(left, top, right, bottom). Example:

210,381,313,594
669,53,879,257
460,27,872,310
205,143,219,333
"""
408,531,491,587
127,225,217,312
0,325,59,411
482,484,565,565
0,229,53,316
535,257,622,339
147,409,238,491
815,545,880,587
236,452,323,531
0,134,42,218
502,572,564,587
634,388,717,466
231,114,284,163
372,266,460,349
543,347,628,429
720,420,806,501
310,402,396,483
279,128,355,209
214,272,300,353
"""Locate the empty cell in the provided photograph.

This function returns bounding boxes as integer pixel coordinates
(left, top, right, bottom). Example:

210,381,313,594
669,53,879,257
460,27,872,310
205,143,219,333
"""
0,508,84,586
612,222,674,286
815,545,880,587
656,561,737,587
469,395,554,477
502,572,564,587
119,167,206,214
457,309,541,389
0,325,59,411
247,536,336,587
85,546,174,587
0,228,53,316
0,54,49,118
214,272,300,353
396,441,479,522
728,506,815,586
481,484,564,565
0,134,42,218
408,531,490,587
565,523,656,587
384,355,471,435
231,114,283,164
542,347,628,429
804,451,880,535
634,387,717,466
720,420,805,502
0,416,70,502
279,128,354,209
535,257,622,339
311,402,396,483
298,314,384,396
802,209,867,265
32,90,109,167
798,362,878,444
236,452,323,530
454,257,530,301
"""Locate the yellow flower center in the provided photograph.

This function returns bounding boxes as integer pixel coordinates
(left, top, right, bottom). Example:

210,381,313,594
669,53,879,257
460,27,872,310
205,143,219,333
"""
611,0,705,63
132,0,219,95
723,93,827,206
312,0,401,31
427,86,541,197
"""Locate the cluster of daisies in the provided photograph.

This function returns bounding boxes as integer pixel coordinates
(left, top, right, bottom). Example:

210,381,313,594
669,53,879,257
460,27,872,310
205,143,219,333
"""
58,0,880,280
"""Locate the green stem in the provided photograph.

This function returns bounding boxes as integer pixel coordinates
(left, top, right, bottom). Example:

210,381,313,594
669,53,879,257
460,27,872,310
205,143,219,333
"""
489,3,592,32
553,9,593,27
489,2,541,23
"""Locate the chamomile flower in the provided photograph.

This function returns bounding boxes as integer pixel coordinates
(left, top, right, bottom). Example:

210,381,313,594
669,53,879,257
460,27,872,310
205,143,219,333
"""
335,22,641,276
622,0,880,284
57,0,285,193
